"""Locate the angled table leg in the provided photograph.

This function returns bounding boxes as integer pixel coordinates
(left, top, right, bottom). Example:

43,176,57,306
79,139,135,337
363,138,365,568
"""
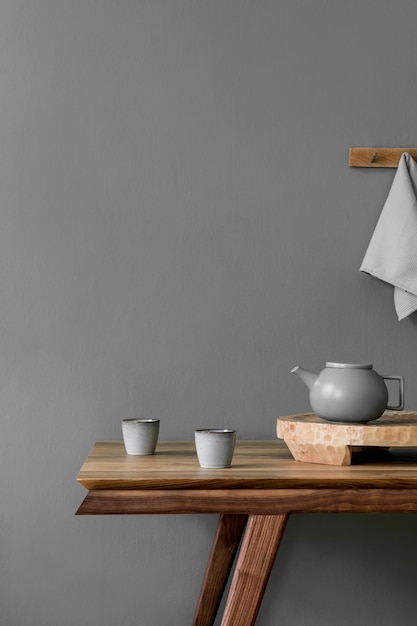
220,514,289,626
192,513,247,626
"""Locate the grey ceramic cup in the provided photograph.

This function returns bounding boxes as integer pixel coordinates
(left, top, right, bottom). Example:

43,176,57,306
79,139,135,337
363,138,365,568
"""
122,419,160,455
194,429,236,468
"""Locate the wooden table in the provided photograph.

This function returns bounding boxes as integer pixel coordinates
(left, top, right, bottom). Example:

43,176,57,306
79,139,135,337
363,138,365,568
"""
76,440,417,626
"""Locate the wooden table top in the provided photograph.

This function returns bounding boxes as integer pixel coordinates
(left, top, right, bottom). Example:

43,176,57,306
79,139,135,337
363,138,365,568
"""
77,440,417,491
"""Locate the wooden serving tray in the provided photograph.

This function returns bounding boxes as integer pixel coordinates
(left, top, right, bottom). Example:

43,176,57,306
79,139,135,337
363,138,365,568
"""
277,412,417,466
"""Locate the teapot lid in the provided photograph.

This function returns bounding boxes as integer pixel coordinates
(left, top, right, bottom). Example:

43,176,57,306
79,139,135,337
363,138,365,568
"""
326,362,372,369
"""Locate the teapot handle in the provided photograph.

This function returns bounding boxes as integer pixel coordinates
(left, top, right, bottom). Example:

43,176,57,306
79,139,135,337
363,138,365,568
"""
383,375,405,410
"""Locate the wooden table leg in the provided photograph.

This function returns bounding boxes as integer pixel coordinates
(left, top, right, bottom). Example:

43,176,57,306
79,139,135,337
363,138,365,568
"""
220,514,289,626
192,513,247,626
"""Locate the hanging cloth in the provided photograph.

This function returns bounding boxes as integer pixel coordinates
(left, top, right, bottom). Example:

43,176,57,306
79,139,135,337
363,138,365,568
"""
360,152,417,320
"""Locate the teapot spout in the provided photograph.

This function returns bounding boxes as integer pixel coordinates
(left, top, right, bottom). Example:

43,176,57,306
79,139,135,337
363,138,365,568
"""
291,366,318,391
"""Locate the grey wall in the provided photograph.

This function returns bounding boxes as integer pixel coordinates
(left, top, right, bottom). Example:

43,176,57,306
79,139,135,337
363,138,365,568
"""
2,1,417,624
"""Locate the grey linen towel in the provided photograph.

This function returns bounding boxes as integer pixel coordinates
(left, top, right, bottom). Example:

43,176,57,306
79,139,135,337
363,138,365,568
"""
360,152,417,320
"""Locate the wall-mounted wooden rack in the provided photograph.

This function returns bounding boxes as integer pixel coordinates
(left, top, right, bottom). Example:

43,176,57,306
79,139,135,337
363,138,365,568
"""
349,147,417,168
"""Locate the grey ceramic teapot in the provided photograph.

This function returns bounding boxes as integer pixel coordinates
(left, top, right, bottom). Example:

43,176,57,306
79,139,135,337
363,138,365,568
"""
291,362,404,423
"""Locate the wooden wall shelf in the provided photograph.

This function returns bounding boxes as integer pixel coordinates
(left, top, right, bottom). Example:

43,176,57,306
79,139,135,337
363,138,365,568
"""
349,147,417,167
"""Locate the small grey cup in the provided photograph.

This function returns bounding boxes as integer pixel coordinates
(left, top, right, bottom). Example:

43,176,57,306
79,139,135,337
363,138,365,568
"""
122,419,160,455
195,429,236,468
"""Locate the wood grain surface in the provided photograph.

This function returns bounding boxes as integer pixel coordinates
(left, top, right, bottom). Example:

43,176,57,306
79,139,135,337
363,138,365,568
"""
76,439,417,491
220,514,288,626
192,514,247,626
277,412,417,466
349,147,417,167
76,487,417,515
76,437,417,626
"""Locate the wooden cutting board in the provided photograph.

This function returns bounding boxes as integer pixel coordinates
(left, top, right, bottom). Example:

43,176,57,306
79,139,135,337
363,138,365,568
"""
277,411,417,465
